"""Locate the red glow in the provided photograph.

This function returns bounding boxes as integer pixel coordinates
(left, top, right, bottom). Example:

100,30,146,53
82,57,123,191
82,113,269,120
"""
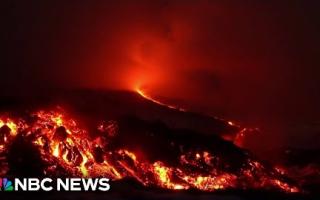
136,87,186,112
0,109,300,193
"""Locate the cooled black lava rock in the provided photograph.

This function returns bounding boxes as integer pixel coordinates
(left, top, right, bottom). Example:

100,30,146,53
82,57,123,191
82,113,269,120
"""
7,134,46,177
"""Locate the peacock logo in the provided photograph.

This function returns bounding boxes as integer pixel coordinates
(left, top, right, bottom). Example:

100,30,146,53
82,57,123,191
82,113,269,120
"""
0,178,13,191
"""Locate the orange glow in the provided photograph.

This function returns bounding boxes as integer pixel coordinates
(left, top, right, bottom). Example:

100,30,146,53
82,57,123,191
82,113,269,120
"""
52,143,60,157
0,119,18,136
152,161,189,190
136,87,260,149
0,109,301,193
136,87,186,112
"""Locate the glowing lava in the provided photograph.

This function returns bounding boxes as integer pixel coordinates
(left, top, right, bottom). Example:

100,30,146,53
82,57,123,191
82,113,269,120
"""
136,88,186,112
135,87,257,148
0,108,301,193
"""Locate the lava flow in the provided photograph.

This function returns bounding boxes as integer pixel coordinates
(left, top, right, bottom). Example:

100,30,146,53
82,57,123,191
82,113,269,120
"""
136,88,186,112
135,88,255,148
0,108,300,193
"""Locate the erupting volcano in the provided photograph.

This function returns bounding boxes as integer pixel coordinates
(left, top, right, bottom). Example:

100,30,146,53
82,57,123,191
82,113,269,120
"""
0,89,302,194
2,1,320,199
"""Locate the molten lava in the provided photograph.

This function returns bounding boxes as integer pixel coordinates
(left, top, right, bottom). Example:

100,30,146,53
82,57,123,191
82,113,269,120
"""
136,88,186,112
135,88,256,148
0,108,300,193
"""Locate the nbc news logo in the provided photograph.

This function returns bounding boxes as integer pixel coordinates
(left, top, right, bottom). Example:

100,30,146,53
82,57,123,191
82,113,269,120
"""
0,178,110,192
0,178,13,191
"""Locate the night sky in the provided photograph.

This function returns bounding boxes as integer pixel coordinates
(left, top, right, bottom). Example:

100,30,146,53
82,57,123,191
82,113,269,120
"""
2,0,320,151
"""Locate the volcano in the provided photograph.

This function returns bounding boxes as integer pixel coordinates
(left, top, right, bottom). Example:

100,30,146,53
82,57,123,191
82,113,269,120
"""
0,89,316,199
